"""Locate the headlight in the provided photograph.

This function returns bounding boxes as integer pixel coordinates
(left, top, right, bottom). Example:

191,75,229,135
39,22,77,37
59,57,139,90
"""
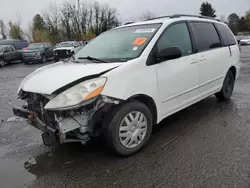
35,52,41,56
44,77,107,110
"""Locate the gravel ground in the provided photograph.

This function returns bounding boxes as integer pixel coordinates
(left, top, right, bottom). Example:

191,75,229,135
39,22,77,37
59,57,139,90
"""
0,46,250,188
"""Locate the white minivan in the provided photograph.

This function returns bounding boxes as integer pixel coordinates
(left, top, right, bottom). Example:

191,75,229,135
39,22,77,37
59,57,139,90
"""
13,15,241,156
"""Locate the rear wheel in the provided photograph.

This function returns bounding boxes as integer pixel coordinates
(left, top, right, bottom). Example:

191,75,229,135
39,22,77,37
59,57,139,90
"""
41,54,46,63
215,70,235,101
103,101,153,156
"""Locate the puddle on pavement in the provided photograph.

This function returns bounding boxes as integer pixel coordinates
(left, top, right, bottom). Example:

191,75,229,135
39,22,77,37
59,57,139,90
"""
0,144,36,188
0,158,36,188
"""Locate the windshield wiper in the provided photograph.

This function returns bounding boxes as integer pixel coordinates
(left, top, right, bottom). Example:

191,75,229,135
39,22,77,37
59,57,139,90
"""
78,56,107,63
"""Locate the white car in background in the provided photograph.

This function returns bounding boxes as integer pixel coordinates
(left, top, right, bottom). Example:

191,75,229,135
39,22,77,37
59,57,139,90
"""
53,41,82,62
13,14,241,156
239,36,250,45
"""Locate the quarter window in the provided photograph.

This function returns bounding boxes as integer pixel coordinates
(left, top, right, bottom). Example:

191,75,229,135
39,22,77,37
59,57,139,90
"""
191,22,221,52
216,23,236,46
156,23,193,57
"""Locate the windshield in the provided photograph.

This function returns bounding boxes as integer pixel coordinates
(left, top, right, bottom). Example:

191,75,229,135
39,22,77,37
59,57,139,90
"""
74,23,162,62
27,43,45,50
58,42,74,47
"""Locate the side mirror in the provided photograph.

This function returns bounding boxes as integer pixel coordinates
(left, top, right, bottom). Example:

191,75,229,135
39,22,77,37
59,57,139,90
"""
157,46,182,62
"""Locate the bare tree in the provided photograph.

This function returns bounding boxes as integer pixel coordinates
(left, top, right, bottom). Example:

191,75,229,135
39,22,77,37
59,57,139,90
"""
24,23,33,42
139,11,155,21
43,2,61,44
40,0,120,43
0,20,7,39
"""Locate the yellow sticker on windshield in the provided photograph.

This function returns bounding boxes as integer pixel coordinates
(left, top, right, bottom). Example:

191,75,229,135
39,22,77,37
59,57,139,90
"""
133,38,147,46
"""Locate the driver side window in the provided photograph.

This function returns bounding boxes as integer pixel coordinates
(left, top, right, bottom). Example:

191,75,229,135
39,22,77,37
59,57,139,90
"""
4,46,11,53
157,22,193,57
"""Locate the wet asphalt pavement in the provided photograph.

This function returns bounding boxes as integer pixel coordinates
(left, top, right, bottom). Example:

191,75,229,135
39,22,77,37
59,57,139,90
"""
0,46,250,188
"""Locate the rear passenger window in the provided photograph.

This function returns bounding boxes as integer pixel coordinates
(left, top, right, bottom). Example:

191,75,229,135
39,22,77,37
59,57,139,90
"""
191,22,221,52
10,46,15,51
216,23,236,46
157,23,193,56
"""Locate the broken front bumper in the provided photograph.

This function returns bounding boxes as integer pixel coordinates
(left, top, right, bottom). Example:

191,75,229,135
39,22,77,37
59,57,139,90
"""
13,106,58,146
13,106,89,146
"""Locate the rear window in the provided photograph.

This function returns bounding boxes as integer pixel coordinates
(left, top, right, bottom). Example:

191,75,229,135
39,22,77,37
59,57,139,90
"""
216,23,236,46
191,22,221,52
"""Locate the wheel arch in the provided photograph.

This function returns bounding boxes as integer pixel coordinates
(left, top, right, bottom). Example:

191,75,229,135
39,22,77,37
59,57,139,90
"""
127,94,158,125
229,66,236,79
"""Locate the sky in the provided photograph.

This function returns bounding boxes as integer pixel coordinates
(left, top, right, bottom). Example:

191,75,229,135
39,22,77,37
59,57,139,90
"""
0,0,249,29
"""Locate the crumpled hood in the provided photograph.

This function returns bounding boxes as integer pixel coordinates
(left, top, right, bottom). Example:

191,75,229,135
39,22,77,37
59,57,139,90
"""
54,47,74,51
18,61,122,95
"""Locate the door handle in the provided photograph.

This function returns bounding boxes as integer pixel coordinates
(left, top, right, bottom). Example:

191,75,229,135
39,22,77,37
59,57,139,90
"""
200,58,206,62
190,60,199,64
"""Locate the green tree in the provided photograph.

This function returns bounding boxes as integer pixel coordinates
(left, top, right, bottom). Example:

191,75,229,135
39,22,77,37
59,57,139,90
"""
238,17,248,32
245,9,250,31
32,14,47,42
227,13,240,34
8,21,24,40
199,2,216,18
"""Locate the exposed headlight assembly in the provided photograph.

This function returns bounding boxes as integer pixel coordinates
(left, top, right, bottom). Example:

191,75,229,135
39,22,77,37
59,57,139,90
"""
44,77,107,110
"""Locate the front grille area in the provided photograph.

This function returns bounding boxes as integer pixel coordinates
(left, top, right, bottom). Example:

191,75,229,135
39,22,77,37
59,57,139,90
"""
23,53,35,58
55,50,68,59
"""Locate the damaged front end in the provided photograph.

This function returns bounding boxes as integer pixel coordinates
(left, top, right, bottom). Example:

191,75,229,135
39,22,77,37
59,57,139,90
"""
13,91,121,147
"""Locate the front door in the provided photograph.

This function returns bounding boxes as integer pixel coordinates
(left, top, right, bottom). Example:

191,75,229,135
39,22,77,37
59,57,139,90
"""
3,46,12,62
155,22,200,117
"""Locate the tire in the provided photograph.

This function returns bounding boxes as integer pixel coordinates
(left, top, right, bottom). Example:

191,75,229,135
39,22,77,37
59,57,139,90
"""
215,70,235,101
103,101,153,156
54,57,59,62
41,54,46,63
0,58,5,67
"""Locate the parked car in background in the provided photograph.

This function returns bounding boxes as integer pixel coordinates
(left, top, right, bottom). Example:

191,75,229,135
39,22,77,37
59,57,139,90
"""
0,39,28,50
235,35,244,44
0,45,24,67
239,36,250,45
22,43,54,64
53,41,81,62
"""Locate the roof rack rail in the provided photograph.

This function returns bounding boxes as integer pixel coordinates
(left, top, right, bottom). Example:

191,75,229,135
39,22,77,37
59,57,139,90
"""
170,14,220,21
147,14,220,22
124,22,134,25
147,16,171,21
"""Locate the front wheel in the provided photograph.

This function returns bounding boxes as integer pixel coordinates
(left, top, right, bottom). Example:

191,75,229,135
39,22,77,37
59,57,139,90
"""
103,101,153,156
0,58,6,67
215,70,235,101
